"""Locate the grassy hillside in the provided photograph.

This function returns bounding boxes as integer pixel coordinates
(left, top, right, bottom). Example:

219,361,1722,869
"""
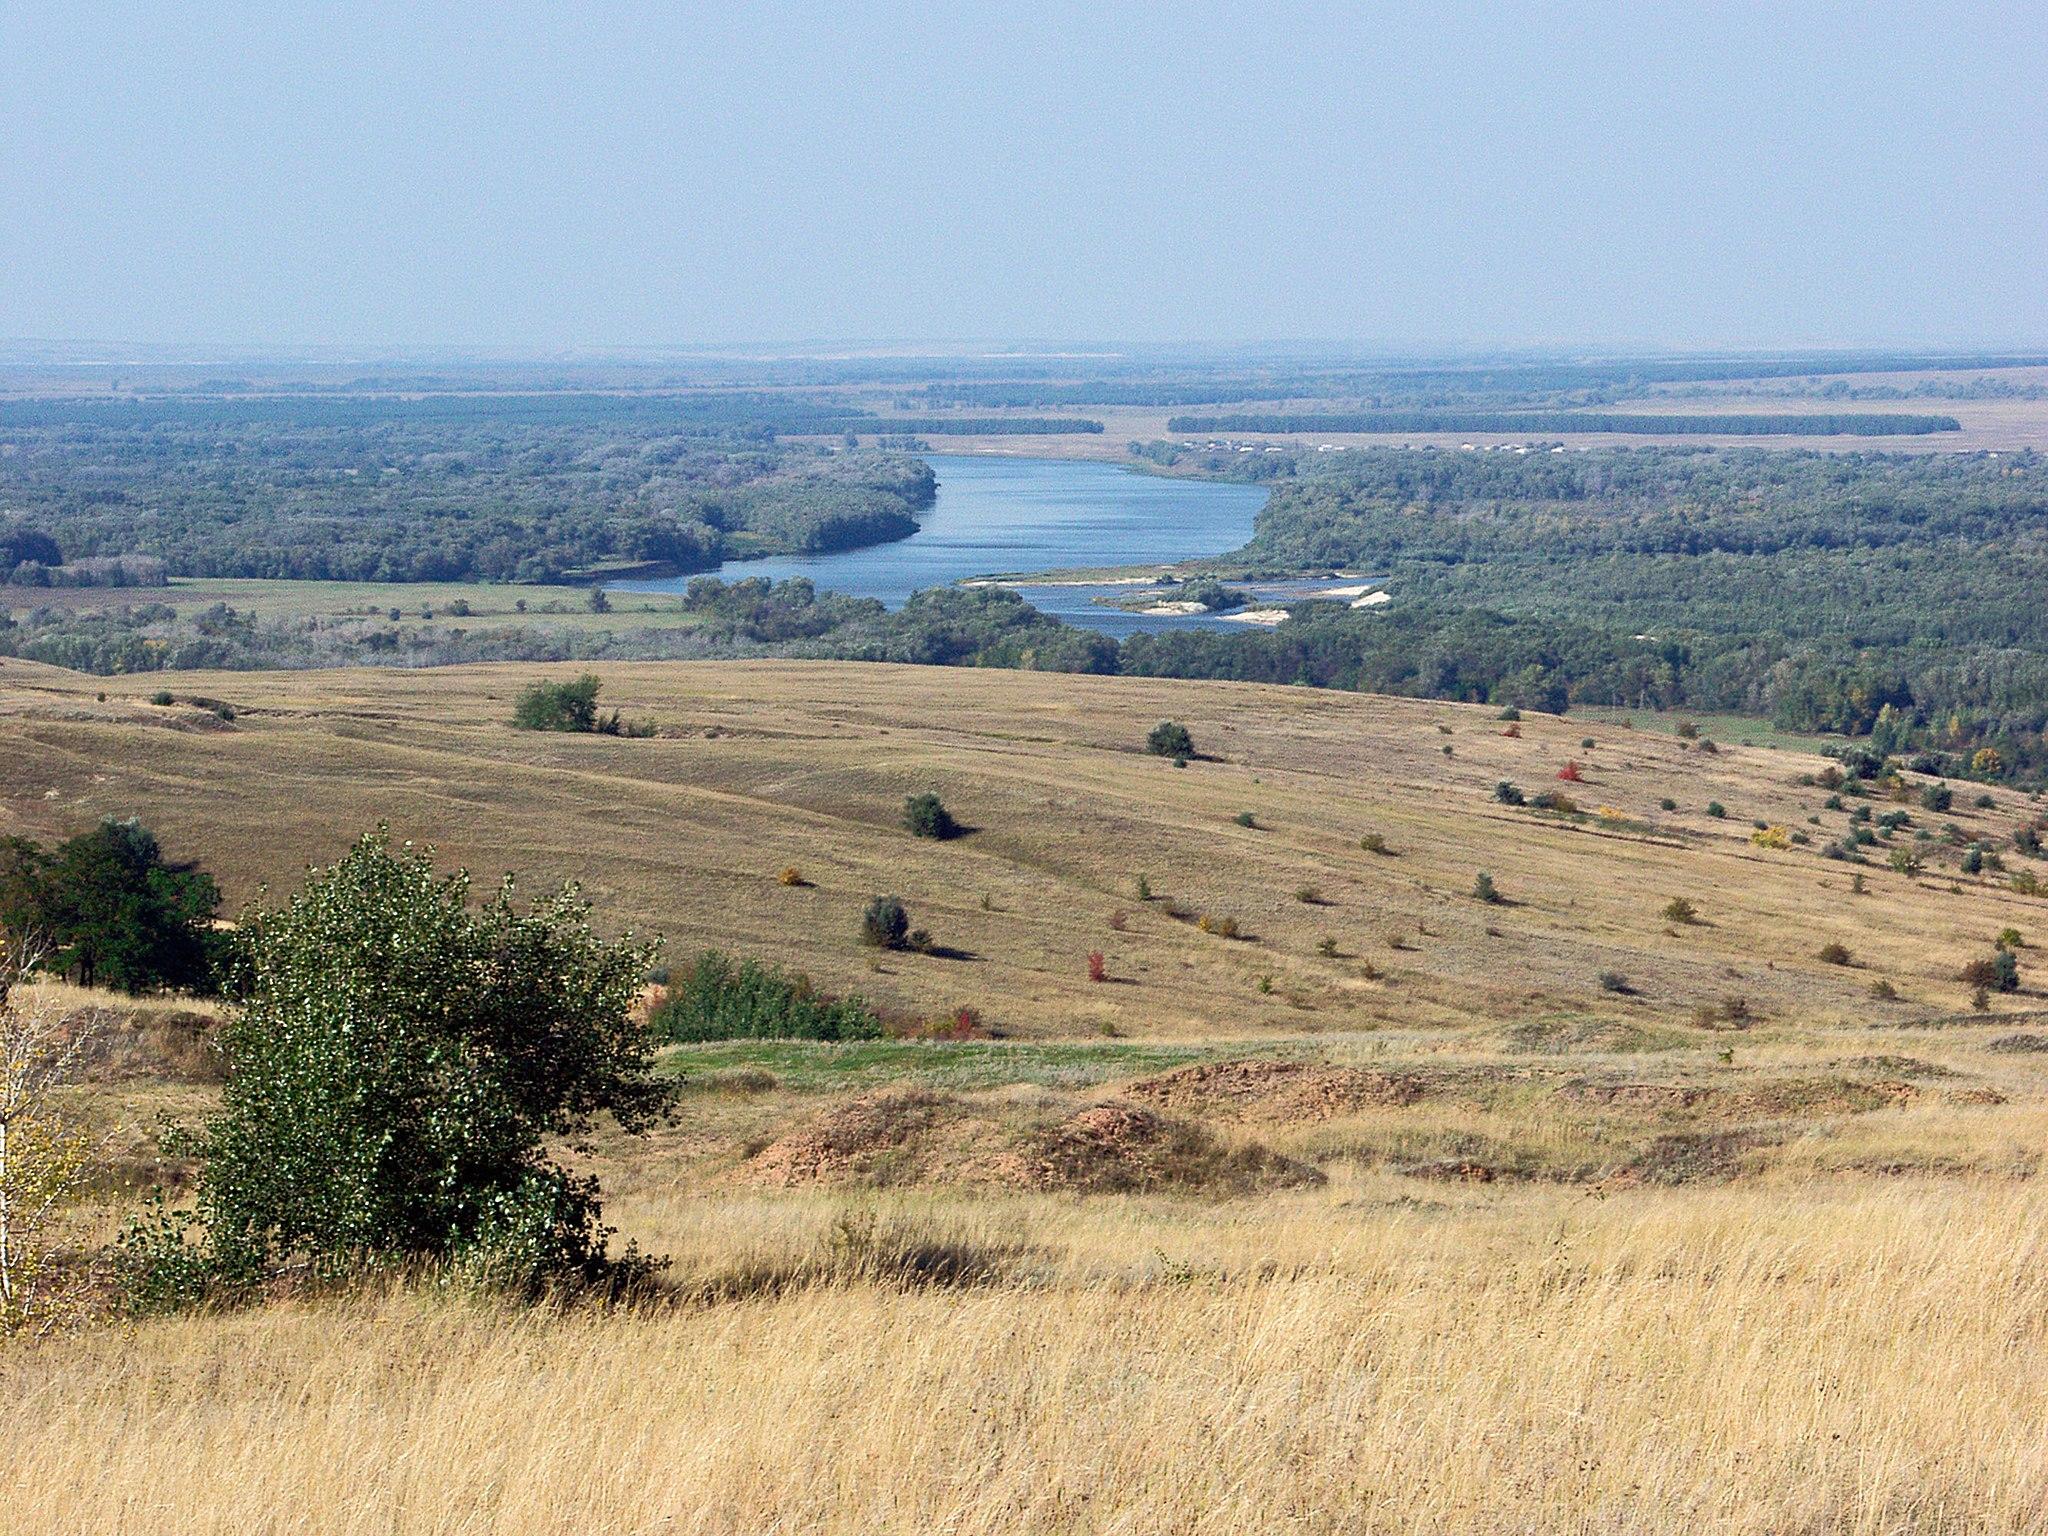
8,657,2047,1532
3,656,2038,1036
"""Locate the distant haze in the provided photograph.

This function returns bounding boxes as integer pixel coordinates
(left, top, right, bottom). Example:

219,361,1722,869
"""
2,1,2042,351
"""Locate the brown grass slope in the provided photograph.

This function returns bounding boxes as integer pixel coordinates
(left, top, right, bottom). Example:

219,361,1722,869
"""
1,655,2037,1038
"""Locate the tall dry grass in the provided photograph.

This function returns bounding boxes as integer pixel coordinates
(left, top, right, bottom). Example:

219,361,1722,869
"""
11,1179,2046,1534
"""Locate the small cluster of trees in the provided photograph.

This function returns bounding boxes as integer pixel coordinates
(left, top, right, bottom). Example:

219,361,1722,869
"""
510,675,651,735
0,820,221,994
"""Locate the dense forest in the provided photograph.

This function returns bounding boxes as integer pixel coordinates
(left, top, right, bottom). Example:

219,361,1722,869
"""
0,397,943,583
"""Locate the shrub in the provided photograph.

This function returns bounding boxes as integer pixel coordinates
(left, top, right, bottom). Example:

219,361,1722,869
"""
903,792,960,840
1751,826,1790,850
1494,781,1525,806
1108,908,1128,932
1676,721,1700,740
1960,951,2021,993
861,895,911,950
1087,950,1107,984
1234,811,1257,828
1869,979,1898,1000
1497,706,1521,721
777,866,807,887
1196,913,1240,939
1294,886,1323,904
1531,790,1578,814
1663,897,1698,924
1818,942,1853,966
1706,802,1726,819
1597,970,1630,993
1556,761,1584,782
1316,936,1338,958
1888,845,1923,875
1975,793,1998,810
1580,737,1596,750
1501,722,1522,738
1962,847,1985,875
118,831,673,1306
1660,797,1678,811
1146,720,1195,759
652,951,882,1042
1921,783,1954,812
512,674,602,732
1134,873,1153,901
1359,833,1394,855
1472,872,1502,905
1997,927,2024,950
149,689,175,707
1972,747,2005,776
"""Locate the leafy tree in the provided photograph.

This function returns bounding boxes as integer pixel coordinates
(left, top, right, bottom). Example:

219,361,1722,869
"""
650,951,880,1042
120,831,673,1304
903,792,960,840
1493,781,1525,806
0,820,220,993
861,895,911,950
1472,872,1502,905
512,674,603,732
1146,720,1195,759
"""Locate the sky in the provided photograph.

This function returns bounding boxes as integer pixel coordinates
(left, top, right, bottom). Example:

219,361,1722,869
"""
2,1,2043,353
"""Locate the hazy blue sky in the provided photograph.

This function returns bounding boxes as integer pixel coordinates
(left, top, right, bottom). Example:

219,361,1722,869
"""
2,1,2042,351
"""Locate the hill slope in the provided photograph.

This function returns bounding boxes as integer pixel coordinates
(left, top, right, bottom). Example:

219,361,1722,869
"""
2,656,2032,1038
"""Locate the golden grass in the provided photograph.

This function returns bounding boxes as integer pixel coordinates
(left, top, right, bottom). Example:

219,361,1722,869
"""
7,657,2047,1531
10,1180,2047,1534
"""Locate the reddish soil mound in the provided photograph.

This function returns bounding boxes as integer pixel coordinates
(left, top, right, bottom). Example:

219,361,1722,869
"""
1126,1058,1427,1121
747,1090,959,1187
1002,1103,1323,1195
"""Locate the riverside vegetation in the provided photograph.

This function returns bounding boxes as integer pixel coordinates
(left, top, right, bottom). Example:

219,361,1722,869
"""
5,655,2047,1531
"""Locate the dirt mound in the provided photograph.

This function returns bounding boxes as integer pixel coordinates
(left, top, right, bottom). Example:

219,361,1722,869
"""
746,1091,1321,1196
1558,1079,1714,1112
1002,1103,1323,1195
747,1090,961,1187
1126,1058,1427,1121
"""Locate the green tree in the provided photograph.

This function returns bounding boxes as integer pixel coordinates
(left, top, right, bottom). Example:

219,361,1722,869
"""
903,792,960,840
0,821,219,993
122,831,674,1304
511,674,603,732
1146,720,1195,759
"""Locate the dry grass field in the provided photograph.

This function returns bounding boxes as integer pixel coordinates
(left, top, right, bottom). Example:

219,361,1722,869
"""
5,656,2047,1533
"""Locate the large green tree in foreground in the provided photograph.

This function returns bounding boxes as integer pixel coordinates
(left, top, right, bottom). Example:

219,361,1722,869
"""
125,831,674,1304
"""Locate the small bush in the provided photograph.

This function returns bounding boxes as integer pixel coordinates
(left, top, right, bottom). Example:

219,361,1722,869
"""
1087,950,1107,984
1676,721,1700,740
1294,886,1323,904
1580,737,1596,750
1962,847,1985,875
1497,706,1521,721
903,792,960,840
1597,970,1631,994
1134,873,1153,901
1197,914,1241,939
1921,783,1953,812
1107,909,1128,932
1147,720,1195,759
512,674,603,732
777,866,807,887
1869,979,1899,1000
1751,826,1790,850
1996,927,2024,950
1960,950,2021,993
1662,897,1698,924
1234,811,1257,829
652,952,882,1043
1556,761,1584,782
1472,872,1502,905
1660,797,1678,811
1706,801,1726,819
149,690,175,706
1494,781,1525,806
1359,833,1394,855
1501,723,1522,738
861,895,912,950
1316,935,1338,958
1818,942,1853,966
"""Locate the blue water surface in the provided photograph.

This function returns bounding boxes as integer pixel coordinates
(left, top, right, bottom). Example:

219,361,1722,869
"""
612,454,1275,637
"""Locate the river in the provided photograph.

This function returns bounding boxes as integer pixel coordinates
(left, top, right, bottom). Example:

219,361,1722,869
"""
613,454,1274,638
